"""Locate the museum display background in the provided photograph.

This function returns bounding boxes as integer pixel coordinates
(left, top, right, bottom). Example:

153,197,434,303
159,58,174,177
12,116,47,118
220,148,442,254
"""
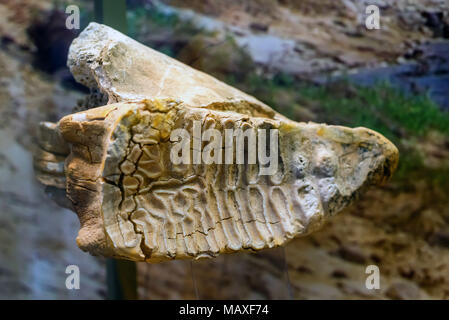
0,0,448,299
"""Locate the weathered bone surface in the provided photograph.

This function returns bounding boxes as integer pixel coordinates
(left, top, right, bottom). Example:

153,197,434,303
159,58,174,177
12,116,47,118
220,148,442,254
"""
67,22,279,118
35,23,399,263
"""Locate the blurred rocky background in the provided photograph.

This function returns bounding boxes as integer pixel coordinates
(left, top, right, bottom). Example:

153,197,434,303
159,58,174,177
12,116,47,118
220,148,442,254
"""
0,0,104,299
0,0,448,299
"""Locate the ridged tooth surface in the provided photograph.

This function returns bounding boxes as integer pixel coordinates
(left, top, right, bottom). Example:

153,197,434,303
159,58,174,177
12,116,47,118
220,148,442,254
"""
54,99,398,262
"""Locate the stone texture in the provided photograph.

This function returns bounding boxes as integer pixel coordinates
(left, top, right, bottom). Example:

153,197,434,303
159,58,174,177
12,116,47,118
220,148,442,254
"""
36,23,398,263
0,1,105,298
0,0,52,49
161,0,449,75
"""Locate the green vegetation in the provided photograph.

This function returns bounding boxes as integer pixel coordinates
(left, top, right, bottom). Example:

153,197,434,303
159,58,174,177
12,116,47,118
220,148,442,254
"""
233,74,449,140
297,81,449,139
127,6,202,57
127,7,181,38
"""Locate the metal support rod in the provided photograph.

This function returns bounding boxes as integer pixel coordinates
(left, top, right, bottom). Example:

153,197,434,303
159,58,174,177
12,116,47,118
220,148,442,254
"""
190,261,199,299
106,259,137,300
94,0,128,33
281,247,294,299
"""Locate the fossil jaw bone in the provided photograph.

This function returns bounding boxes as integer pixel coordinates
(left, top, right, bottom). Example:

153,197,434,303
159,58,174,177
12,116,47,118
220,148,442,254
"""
35,23,398,262
54,99,397,262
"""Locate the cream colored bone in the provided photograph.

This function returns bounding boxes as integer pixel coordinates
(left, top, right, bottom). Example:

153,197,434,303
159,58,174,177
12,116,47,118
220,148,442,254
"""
35,23,399,262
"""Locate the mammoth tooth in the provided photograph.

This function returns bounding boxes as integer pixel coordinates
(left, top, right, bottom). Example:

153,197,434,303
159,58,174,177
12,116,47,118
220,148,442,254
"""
35,23,398,263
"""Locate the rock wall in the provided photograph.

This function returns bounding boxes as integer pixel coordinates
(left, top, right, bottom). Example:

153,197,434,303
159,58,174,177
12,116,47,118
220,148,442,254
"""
0,0,106,299
161,0,449,75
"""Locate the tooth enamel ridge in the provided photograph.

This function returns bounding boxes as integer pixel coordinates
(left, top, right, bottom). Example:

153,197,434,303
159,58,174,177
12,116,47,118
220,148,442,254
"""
35,23,399,262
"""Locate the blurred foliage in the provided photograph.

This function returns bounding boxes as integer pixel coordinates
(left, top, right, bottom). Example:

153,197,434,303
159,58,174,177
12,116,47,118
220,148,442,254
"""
127,5,203,57
230,73,449,140
297,81,449,139
128,6,178,37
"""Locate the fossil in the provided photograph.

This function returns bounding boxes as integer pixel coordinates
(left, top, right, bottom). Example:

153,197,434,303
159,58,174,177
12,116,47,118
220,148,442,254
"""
34,23,398,263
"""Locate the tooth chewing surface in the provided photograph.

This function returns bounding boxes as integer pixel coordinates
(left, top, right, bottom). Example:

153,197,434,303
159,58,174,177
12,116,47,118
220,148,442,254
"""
57,99,398,262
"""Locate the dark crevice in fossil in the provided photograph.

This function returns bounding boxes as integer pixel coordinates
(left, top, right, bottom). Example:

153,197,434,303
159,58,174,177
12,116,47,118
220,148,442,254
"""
73,88,109,113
